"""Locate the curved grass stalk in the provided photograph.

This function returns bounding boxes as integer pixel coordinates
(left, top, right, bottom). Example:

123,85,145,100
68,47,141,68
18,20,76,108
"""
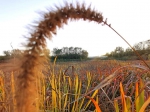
139,96,150,112
103,20,150,70
16,1,150,112
85,95,102,112
16,2,104,112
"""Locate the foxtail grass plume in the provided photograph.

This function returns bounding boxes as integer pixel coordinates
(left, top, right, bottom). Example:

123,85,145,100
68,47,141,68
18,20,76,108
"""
16,1,103,112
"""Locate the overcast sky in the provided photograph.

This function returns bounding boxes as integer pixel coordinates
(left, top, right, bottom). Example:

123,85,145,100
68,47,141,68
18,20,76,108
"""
0,0,150,56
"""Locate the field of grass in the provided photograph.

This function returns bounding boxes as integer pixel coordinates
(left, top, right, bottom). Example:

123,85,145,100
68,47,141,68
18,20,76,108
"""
0,59,150,112
0,1,150,112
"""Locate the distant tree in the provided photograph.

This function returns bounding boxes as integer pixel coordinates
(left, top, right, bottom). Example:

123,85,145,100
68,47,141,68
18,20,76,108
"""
11,49,23,57
81,50,88,59
3,49,24,58
69,47,74,54
115,46,124,53
53,48,62,56
133,42,144,50
106,39,150,60
3,50,11,57
148,54,150,60
109,51,115,57
145,40,150,51
124,47,133,56
104,52,110,56
114,46,124,58
147,45,150,50
51,47,88,61
62,47,69,54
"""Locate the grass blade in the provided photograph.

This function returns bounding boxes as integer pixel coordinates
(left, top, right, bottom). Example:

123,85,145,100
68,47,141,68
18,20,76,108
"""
114,100,119,112
120,82,128,112
139,96,150,112
85,96,102,112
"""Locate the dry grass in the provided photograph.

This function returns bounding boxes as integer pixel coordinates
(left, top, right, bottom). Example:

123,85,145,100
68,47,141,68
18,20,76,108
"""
0,1,150,112
0,60,150,112
15,2,104,112
0,59,21,72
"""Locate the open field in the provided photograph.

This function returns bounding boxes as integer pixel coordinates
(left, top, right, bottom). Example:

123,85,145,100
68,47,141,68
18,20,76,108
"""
0,2,150,111
0,59,150,112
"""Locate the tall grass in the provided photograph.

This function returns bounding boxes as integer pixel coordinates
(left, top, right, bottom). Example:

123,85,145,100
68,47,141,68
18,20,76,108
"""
0,1,150,112
0,60,150,111
15,2,103,112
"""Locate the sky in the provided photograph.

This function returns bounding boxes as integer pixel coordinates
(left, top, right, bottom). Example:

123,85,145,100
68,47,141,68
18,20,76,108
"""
0,0,150,57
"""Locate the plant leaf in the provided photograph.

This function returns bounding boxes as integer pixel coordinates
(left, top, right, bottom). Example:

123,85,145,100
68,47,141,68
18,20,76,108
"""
85,95,102,112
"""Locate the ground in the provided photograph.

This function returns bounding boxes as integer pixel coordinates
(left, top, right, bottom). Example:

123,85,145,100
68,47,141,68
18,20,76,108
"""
0,59,21,72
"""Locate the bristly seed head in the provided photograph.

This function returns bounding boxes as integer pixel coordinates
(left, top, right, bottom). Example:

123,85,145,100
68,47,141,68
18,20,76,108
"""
16,1,103,112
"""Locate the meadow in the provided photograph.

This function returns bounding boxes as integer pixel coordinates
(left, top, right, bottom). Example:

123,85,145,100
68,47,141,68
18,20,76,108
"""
0,59,150,112
0,1,150,112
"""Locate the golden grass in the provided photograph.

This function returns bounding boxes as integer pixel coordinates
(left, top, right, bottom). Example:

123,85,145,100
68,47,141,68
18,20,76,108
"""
0,60,150,111
15,2,104,112
0,1,150,112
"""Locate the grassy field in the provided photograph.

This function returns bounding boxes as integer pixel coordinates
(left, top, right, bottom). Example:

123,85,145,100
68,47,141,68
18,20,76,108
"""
0,59,150,112
0,2,150,112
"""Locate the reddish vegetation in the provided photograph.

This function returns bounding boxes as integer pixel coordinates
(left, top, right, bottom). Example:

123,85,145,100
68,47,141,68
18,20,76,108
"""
0,1,149,111
0,59,21,72
0,59,150,111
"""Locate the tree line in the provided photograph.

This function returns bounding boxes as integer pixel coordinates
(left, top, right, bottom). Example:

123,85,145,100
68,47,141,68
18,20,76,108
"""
1,39,150,61
51,47,88,61
0,47,88,61
105,40,150,60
